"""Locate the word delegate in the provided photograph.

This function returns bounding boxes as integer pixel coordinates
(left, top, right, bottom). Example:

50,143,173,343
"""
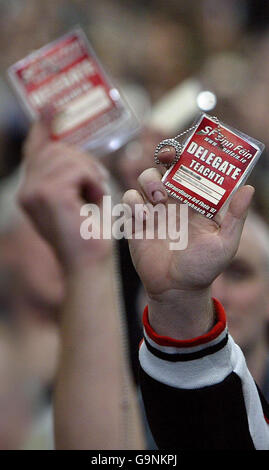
186,141,242,185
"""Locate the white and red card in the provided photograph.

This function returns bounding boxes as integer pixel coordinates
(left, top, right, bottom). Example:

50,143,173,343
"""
162,114,264,218
8,27,139,154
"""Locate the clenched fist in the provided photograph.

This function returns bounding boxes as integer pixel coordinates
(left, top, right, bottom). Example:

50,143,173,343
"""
19,122,111,272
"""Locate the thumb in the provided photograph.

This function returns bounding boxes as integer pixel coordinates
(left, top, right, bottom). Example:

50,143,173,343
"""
219,185,255,245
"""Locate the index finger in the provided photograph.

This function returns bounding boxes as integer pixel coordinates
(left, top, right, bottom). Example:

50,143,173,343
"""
23,120,50,159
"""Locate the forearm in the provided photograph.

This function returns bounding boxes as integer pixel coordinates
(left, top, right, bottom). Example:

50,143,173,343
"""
54,252,144,450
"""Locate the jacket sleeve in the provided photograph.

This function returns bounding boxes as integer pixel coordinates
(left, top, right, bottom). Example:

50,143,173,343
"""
139,298,269,450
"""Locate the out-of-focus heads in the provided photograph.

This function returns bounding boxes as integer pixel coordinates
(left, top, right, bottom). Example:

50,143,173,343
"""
0,0,269,449
212,212,269,353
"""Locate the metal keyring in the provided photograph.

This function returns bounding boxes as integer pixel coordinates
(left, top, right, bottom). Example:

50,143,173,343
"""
154,139,183,167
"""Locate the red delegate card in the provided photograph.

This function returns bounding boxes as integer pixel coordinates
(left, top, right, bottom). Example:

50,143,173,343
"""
162,114,264,219
8,28,138,154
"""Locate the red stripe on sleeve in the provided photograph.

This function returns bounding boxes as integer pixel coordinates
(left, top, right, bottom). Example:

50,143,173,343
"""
143,298,226,348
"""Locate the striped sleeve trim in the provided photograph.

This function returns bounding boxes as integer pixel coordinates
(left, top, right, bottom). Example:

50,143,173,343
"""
230,338,269,449
256,384,269,424
143,298,226,348
143,318,228,357
139,298,232,390
143,332,228,362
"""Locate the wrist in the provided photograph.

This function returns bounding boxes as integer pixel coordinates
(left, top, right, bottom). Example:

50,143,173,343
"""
148,287,215,340
61,240,113,276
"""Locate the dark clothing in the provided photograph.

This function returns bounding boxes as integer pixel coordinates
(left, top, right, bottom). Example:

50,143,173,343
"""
139,299,269,450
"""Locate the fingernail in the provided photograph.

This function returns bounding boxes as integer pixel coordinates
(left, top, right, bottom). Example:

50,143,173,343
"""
152,190,166,202
159,147,173,154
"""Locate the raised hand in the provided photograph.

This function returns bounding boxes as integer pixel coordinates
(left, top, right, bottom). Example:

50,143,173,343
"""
122,147,254,339
19,121,111,272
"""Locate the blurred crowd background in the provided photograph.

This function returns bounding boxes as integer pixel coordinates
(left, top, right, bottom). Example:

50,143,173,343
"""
1,0,269,449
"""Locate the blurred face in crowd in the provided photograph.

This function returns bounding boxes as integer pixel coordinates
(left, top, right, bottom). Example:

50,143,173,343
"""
212,218,269,352
236,33,269,148
0,218,64,319
198,0,245,53
0,327,31,449
138,17,191,102
0,216,64,385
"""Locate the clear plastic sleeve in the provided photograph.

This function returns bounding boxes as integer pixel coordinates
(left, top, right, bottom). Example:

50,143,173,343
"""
7,26,140,156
